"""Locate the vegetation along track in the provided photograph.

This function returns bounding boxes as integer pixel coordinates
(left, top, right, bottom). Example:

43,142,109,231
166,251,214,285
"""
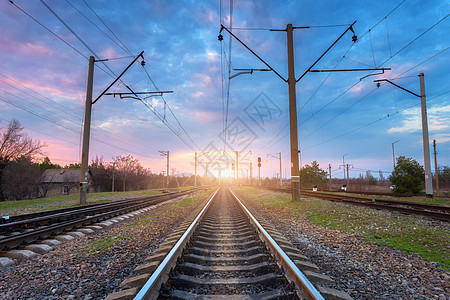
263,187,450,222
130,187,350,300
0,188,203,251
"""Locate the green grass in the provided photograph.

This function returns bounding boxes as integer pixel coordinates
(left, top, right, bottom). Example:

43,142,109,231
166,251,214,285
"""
238,186,450,270
172,195,202,207
0,188,167,216
86,234,131,253
172,188,215,208
320,191,450,206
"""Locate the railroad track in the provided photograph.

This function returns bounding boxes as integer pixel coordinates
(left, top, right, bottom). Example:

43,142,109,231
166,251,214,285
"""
262,187,450,222
119,187,351,300
0,188,203,251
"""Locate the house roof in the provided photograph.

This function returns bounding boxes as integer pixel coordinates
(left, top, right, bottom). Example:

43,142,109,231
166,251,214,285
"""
41,169,92,183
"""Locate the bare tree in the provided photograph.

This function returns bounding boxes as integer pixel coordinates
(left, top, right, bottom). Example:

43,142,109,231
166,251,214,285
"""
0,119,45,200
0,119,45,162
113,155,142,191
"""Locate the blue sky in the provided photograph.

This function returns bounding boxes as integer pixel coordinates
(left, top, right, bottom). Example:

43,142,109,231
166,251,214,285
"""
0,0,448,180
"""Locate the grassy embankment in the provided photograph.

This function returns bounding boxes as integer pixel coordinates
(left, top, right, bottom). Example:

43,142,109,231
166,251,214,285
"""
238,186,449,270
86,187,214,252
0,186,196,217
318,190,450,206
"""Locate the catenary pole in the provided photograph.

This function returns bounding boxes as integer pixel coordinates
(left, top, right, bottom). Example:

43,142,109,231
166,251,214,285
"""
78,56,94,205
287,24,301,201
419,73,433,198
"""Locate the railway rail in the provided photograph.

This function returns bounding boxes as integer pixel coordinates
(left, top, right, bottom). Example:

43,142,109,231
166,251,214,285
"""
262,187,450,222
0,188,202,251
128,187,348,300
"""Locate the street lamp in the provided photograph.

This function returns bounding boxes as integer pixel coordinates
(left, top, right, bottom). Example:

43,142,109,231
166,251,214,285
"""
392,140,400,169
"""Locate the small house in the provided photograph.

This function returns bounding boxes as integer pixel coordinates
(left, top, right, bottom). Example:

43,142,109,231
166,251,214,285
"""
40,169,93,197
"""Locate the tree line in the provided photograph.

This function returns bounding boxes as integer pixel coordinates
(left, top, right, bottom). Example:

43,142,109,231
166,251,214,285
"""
0,119,195,201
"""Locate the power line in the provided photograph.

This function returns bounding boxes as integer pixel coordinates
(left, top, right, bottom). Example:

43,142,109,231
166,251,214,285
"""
78,1,199,151
303,89,450,151
261,5,447,154
64,0,130,54
13,0,198,153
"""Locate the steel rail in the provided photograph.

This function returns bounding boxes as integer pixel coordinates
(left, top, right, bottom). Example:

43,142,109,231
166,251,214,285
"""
229,188,324,300
260,186,449,221
0,188,202,251
1,190,185,224
134,187,220,300
0,195,168,251
0,189,201,233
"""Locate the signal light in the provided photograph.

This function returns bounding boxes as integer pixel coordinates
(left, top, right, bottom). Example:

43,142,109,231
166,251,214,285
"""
257,157,261,163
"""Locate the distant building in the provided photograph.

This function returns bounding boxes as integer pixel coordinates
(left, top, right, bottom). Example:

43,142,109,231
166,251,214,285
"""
40,169,93,197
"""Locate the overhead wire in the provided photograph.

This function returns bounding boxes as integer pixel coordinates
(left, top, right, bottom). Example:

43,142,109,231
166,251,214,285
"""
261,1,444,155
80,0,199,151
13,0,199,156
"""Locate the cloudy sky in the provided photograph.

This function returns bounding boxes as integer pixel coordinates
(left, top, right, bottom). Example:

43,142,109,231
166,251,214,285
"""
0,0,449,180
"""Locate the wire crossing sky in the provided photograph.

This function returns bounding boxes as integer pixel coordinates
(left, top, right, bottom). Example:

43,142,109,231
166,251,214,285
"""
0,0,449,178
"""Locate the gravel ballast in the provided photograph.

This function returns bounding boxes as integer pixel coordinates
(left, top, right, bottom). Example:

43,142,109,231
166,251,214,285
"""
0,191,209,300
234,187,449,300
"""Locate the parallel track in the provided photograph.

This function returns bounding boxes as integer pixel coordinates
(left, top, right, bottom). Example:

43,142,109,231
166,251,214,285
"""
262,187,449,222
135,187,325,300
0,188,202,251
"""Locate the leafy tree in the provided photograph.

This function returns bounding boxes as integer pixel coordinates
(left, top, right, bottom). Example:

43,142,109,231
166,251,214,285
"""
1,156,40,200
65,162,81,169
300,161,328,188
389,156,424,194
39,156,62,170
439,166,450,190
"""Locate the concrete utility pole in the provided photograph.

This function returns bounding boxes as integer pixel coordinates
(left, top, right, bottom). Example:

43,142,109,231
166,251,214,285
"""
78,56,95,205
159,151,169,188
419,73,433,198
287,24,301,201
219,22,360,201
375,73,433,197
433,139,439,197
78,51,153,204
329,164,332,190
392,140,400,169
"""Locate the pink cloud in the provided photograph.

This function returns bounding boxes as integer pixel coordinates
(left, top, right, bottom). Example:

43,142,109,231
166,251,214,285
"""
101,48,120,60
19,42,55,57
193,111,218,124
3,75,77,100
194,73,213,87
